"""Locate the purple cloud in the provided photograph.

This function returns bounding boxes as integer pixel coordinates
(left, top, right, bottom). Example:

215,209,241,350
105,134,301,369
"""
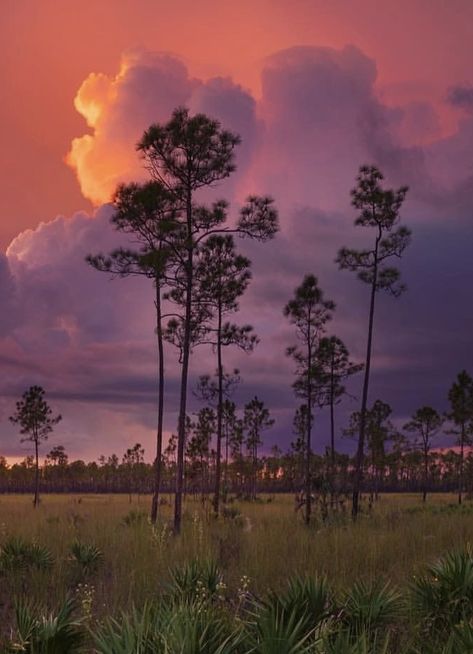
1,45,473,461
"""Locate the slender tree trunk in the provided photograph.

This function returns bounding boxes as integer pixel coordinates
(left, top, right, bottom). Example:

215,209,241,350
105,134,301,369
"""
151,279,165,524
423,445,428,503
253,442,258,500
34,437,39,508
224,420,229,499
201,454,205,505
213,302,223,517
174,189,193,534
330,355,335,470
306,340,312,526
330,353,335,507
459,424,465,505
352,239,379,520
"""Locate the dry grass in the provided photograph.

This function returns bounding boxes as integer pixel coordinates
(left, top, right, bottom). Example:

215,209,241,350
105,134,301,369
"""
1,491,473,633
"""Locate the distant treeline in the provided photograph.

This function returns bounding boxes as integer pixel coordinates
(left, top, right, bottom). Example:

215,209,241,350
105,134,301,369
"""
0,440,470,498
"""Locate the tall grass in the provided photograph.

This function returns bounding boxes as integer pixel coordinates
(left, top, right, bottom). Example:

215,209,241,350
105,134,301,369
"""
6,550,473,652
2,492,473,646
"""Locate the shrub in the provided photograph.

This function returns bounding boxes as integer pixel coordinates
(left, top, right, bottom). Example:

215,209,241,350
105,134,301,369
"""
244,602,317,653
92,601,239,654
410,547,473,632
0,537,53,572
92,603,164,654
9,598,84,653
69,540,103,574
340,580,403,636
169,559,224,604
257,575,333,639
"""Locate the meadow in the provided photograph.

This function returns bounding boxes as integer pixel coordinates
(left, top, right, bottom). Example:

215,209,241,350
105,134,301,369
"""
2,492,473,651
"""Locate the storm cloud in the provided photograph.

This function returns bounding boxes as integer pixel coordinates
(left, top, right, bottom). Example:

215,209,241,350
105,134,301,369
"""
1,45,472,460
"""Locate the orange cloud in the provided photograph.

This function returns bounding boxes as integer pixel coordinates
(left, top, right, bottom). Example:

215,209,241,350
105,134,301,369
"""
66,49,257,206
67,52,151,204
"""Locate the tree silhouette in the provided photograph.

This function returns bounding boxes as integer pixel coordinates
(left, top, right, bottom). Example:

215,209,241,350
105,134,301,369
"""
138,107,278,533
291,404,310,486
318,336,362,473
9,386,62,507
284,274,334,525
221,400,242,498
46,445,68,467
336,165,411,519
447,371,473,505
195,369,241,406
365,400,395,501
404,406,444,502
243,396,274,500
194,235,257,516
195,370,242,505
122,443,145,503
186,408,215,502
87,180,176,524
345,399,395,502
228,405,245,491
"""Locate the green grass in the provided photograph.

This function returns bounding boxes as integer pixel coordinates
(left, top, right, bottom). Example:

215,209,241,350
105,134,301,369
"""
1,492,473,644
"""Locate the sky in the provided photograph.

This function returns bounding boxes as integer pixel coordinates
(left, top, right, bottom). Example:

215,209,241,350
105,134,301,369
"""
0,0,472,462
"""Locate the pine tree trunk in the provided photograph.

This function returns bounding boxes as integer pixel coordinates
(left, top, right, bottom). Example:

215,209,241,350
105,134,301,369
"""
459,425,465,505
224,420,229,500
253,442,258,500
174,189,193,534
201,454,205,505
352,239,379,520
213,302,223,517
330,353,335,507
306,339,312,526
423,445,428,503
151,280,165,524
34,437,39,508
330,359,335,469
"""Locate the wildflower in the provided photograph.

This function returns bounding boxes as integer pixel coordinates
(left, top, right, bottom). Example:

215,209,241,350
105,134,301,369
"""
75,582,95,621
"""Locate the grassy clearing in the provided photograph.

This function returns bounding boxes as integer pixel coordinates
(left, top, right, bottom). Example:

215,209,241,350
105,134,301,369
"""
1,492,473,644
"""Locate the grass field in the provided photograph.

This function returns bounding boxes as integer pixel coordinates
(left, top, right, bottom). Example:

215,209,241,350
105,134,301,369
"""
2,492,473,651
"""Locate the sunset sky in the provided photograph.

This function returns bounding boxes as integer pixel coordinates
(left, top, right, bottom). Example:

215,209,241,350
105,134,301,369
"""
1,0,472,462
